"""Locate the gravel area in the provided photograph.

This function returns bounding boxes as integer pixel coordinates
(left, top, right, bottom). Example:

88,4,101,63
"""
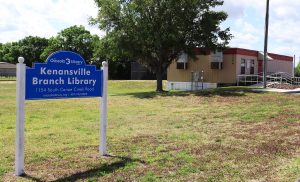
267,83,300,90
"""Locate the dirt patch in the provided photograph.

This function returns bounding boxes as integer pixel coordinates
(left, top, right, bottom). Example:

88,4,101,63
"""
189,141,297,179
268,83,300,89
2,145,127,181
253,139,295,156
234,112,300,138
231,112,300,159
127,134,159,144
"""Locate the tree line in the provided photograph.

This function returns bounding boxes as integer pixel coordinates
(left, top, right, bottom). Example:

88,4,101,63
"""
295,62,300,77
1,0,234,91
0,25,131,79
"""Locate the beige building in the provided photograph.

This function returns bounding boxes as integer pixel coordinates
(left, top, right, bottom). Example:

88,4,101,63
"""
167,48,293,90
0,62,16,77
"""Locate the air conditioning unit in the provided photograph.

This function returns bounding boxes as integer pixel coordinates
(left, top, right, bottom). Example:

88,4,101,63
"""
211,51,223,63
210,50,223,70
176,62,188,70
176,52,188,70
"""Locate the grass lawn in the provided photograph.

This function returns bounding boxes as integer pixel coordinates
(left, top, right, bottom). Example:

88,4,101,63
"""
0,76,16,81
0,80,300,181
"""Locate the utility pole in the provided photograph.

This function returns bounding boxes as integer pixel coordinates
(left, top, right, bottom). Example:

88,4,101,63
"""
293,55,295,78
263,0,270,88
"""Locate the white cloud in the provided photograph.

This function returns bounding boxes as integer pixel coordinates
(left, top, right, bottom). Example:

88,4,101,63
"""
220,0,264,18
0,0,104,43
219,0,300,66
227,19,261,49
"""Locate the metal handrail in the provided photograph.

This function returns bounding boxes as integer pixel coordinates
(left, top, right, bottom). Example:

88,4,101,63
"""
237,72,300,86
237,74,261,86
268,72,300,85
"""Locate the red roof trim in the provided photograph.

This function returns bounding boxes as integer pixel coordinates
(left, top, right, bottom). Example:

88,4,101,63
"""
268,53,293,62
193,47,293,62
223,48,258,57
193,48,210,55
224,48,293,62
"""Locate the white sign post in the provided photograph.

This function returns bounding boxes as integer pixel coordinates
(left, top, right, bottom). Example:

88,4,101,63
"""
100,61,108,156
15,57,26,176
15,52,108,176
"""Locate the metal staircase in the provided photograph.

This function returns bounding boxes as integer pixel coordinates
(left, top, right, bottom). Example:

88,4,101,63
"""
266,72,300,85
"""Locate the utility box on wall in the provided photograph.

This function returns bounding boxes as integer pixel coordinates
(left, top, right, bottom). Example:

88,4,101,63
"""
211,51,223,62
176,52,188,70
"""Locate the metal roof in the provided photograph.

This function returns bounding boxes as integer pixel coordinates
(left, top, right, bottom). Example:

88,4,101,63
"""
0,62,16,69
258,52,274,61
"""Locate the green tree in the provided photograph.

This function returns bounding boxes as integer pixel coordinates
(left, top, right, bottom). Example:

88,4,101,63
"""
18,36,48,66
0,43,3,61
92,35,132,79
295,61,300,77
91,0,232,91
41,25,99,64
0,36,48,66
0,42,21,64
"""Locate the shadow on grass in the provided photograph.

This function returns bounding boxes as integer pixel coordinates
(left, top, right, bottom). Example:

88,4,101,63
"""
111,87,264,99
21,155,146,182
286,90,300,94
111,90,190,99
19,174,44,182
194,87,264,97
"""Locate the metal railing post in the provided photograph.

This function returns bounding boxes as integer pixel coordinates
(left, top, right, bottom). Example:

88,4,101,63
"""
16,57,26,176
100,61,108,156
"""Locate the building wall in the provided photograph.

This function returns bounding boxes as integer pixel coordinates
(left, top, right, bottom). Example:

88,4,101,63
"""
235,55,258,75
0,68,16,76
167,82,217,90
167,54,237,84
267,59,293,74
167,48,294,89
168,55,207,82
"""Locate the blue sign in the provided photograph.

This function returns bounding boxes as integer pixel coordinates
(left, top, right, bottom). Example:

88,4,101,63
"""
25,51,103,100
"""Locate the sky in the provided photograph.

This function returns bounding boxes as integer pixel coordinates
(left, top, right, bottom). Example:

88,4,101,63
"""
0,0,299,65
220,0,300,65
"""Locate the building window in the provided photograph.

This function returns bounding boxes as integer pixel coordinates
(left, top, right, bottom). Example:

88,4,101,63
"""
211,62,223,69
176,62,187,69
250,60,255,74
241,59,246,74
